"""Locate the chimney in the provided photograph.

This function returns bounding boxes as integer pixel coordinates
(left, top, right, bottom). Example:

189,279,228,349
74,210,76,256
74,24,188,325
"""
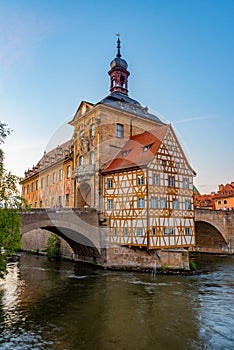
219,184,224,192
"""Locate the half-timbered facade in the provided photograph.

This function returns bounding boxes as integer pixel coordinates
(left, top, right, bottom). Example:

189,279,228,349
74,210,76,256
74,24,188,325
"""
102,124,196,249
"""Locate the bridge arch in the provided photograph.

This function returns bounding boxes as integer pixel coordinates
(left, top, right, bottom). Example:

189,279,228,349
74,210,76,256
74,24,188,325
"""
20,210,107,264
195,220,229,254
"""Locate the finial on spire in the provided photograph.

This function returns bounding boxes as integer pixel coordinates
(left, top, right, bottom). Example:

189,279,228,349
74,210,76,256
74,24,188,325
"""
115,33,121,58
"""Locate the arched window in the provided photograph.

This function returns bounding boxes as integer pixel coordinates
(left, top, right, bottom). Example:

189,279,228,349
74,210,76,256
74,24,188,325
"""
120,75,125,88
79,156,84,166
111,77,115,87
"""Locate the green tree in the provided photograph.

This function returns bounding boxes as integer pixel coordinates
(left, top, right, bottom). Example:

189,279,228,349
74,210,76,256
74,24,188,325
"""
45,233,60,260
0,122,22,277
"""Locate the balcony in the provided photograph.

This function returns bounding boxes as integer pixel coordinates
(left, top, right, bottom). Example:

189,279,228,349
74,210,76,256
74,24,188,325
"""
73,164,95,182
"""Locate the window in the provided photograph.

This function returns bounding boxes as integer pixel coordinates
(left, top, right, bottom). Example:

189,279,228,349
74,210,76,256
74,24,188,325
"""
224,200,227,204
169,177,174,187
164,228,169,236
34,202,37,208
46,175,49,186
137,175,144,185
107,199,113,210
185,200,191,210
116,123,124,138
185,228,191,235
137,228,143,236
65,194,70,207
151,197,158,209
218,200,221,204
39,200,42,208
173,199,179,209
27,185,29,194
90,124,95,138
170,228,174,236
59,169,63,181
120,75,125,88
162,159,167,166
58,196,62,207
153,174,159,185
22,187,25,195
111,77,115,87
80,129,84,137
36,180,38,190
52,172,56,184
113,228,117,236
152,227,157,236
66,165,71,178
160,197,167,209
107,179,113,188
123,228,128,237
138,198,145,208
79,156,84,166
90,151,94,165
183,179,189,189
41,177,44,189
31,182,34,192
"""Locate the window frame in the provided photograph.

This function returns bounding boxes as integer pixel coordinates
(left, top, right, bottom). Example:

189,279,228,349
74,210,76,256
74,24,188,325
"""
116,123,124,138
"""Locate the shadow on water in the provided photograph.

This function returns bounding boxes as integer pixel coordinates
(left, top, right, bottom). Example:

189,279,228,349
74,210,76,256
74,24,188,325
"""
0,253,233,350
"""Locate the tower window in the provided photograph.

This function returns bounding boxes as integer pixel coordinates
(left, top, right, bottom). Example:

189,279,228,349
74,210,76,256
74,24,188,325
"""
111,77,115,87
116,123,124,138
120,75,125,88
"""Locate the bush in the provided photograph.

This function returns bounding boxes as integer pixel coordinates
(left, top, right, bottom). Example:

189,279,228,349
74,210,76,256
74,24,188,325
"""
189,260,197,271
45,234,60,260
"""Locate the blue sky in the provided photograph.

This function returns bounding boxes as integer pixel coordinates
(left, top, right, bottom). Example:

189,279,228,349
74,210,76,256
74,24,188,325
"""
1,0,233,194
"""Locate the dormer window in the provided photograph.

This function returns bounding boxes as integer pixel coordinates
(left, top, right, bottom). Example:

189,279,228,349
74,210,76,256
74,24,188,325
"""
122,149,131,156
142,143,153,152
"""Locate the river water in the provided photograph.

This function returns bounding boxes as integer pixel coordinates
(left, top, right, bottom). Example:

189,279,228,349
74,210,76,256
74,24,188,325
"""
0,253,233,350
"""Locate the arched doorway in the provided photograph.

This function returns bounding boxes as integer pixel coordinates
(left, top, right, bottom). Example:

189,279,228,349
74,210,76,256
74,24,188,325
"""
76,182,91,207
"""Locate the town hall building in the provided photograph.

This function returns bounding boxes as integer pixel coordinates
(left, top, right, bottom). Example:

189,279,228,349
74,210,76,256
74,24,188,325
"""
21,37,196,254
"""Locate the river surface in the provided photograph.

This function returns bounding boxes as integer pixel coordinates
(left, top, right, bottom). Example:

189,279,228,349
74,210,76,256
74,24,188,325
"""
0,253,233,350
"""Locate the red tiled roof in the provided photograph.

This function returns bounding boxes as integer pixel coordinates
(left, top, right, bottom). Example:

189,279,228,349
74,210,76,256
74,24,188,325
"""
102,124,169,173
213,183,234,199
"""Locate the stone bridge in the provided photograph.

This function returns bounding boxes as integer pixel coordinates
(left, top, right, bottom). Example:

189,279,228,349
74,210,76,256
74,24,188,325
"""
19,208,234,271
20,208,108,264
193,208,234,254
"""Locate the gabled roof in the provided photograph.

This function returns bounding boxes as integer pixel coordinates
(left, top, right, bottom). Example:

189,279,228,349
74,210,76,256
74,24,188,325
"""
213,183,234,199
102,124,170,173
69,101,94,125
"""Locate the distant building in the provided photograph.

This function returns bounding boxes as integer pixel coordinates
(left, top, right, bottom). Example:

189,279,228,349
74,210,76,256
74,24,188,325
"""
21,37,196,250
213,183,234,210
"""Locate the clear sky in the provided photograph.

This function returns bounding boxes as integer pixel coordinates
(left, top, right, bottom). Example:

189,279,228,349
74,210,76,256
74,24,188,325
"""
1,0,233,194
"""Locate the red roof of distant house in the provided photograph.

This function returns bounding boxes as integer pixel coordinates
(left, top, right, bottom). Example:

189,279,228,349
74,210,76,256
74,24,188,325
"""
102,124,169,173
213,183,234,199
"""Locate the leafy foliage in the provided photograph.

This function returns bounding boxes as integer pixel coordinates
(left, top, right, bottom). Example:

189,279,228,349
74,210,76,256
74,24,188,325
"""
45,234,60,260
0,122,23,277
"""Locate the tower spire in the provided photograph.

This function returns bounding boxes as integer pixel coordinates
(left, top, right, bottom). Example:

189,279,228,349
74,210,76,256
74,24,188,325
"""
116,33,121,58
108,35,130,95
